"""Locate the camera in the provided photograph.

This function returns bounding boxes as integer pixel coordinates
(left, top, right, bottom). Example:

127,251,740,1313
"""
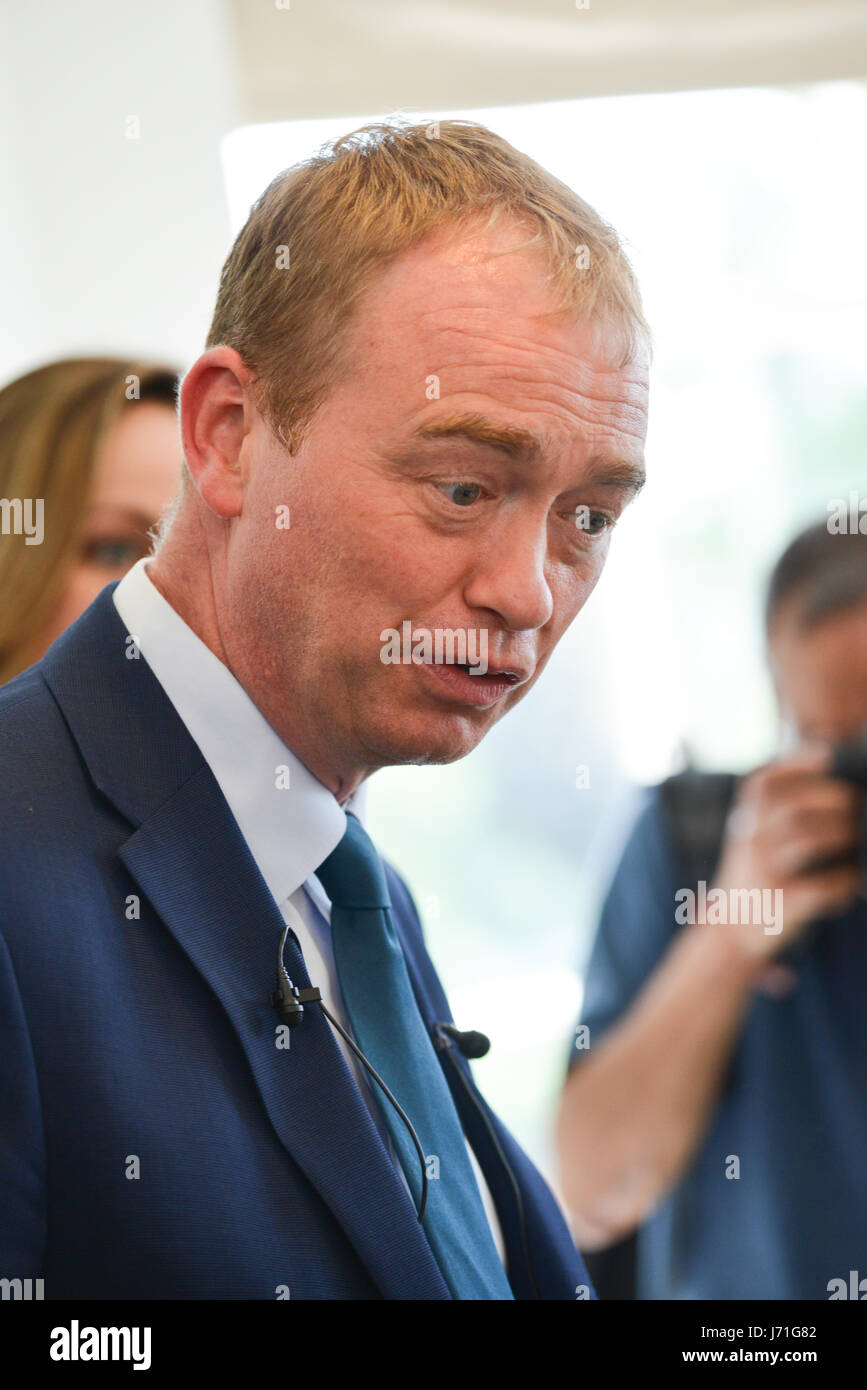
830,728,867,870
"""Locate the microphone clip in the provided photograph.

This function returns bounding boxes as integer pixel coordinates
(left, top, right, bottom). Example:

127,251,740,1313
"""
433,1021,492,1060
272,980,322,1028
273,924,321,1027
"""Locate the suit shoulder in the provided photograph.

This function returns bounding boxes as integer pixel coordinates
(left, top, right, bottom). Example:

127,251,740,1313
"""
0,665,72,778
0,663,96,859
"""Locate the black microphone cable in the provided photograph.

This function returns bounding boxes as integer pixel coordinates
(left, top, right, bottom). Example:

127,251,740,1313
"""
272,924,539,1296
273,924,429,1222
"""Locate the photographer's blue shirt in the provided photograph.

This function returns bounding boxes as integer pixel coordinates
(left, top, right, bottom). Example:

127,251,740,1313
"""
571,787,867,1300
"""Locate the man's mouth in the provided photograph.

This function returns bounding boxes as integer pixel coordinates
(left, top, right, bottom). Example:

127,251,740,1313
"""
456,663,524,683
419,660,531,707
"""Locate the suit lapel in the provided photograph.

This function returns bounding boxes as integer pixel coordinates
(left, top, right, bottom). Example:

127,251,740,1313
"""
42,585,450,1301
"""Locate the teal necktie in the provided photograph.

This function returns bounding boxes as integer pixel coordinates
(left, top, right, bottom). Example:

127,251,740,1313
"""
316,814,514,1300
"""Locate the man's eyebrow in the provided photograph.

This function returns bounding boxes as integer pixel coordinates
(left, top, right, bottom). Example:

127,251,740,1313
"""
414,413,542,460
414,412,645,498
582,458,646,499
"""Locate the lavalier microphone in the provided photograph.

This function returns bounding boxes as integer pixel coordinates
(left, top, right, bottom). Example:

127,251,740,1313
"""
432,1022,491,1059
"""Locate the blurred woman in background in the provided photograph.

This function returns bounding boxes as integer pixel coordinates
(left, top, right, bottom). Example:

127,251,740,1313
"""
0,356,182,684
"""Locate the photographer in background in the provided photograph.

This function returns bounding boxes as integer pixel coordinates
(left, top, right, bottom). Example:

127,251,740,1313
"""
555,520,867,1299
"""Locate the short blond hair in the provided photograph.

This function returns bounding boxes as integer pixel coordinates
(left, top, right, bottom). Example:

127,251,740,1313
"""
206,117,649,454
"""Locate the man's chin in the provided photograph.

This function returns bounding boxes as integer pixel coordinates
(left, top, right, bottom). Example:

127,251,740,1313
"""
360,709,492,768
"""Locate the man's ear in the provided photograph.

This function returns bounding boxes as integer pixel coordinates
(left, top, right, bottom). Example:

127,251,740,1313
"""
179,347,257,519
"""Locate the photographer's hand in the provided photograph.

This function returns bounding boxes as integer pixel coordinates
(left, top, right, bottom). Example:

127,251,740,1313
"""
710,743,861,963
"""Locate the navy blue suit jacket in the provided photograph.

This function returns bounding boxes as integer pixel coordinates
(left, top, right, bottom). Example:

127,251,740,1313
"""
0,584,593,1300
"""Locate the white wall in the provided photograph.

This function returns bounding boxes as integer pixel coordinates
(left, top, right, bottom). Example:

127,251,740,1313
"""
0,0,241,385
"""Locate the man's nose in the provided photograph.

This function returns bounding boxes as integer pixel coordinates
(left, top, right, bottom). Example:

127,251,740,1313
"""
461,516,554,632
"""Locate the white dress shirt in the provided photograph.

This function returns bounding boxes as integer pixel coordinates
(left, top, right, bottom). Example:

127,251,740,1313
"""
112,558,505,1265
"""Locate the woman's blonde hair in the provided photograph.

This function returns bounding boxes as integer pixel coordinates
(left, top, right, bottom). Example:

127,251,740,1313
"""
205,118,650,456
0,356,179,683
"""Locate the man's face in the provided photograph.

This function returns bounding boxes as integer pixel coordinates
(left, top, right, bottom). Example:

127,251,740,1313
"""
224,220,649,784
769,599,867,746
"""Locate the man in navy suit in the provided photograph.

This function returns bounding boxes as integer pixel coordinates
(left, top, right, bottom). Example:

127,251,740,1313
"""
0,119,649,1299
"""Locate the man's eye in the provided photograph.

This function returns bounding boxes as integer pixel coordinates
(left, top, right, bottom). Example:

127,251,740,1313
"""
436,481,484,507
573,507,612,537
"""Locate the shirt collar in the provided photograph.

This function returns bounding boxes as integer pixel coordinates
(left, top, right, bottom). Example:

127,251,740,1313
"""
112,557,365,906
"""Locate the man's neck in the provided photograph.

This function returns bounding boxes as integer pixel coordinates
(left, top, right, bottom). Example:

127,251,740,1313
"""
146,542,370,804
